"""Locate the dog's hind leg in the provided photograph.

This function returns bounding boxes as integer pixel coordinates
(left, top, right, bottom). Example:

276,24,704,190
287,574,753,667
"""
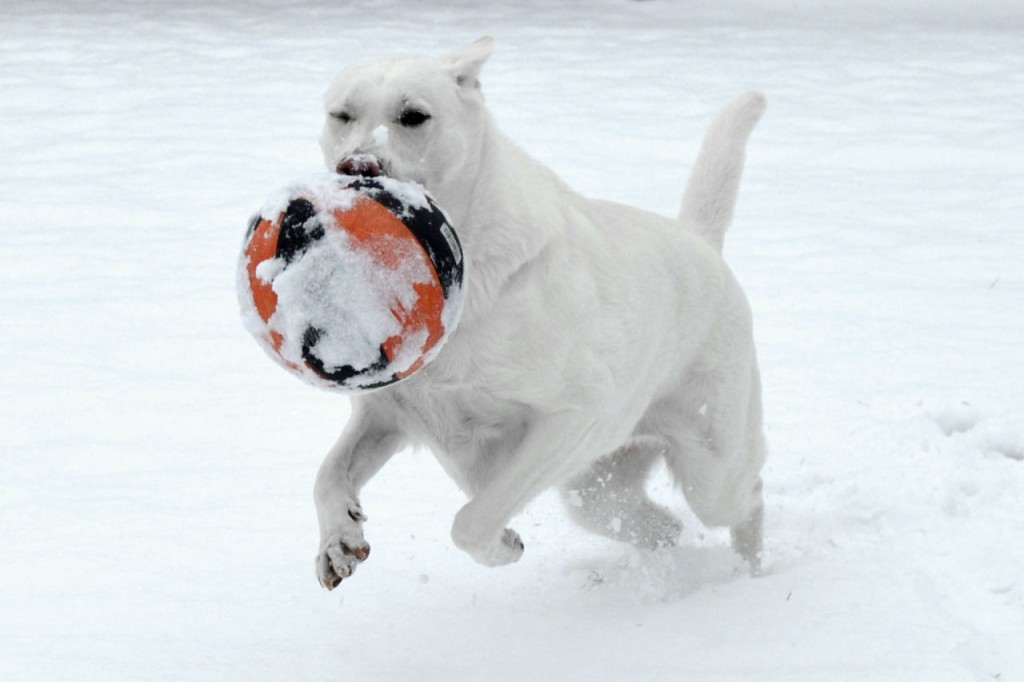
660,361,767,572
560,440,682,550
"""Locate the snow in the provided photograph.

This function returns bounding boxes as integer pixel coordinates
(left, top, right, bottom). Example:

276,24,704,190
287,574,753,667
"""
371,174,434,213
1,1,1021,680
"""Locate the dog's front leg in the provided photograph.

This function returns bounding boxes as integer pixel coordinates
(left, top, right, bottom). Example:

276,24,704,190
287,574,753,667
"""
450,412,598,566
314,402,405,589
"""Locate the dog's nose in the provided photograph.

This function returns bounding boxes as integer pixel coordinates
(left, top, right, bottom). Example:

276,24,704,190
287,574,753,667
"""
337,155,382,177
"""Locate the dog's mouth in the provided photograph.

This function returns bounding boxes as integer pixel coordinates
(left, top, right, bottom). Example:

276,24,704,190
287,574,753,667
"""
336,154,386,178
335,154,431,192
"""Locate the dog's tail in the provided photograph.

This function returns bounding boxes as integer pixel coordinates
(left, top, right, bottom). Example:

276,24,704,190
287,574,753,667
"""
678,92,766,253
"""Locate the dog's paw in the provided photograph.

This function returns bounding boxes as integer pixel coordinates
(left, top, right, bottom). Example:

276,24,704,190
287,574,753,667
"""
451,505,525,567
315,507,371,590
460,527,524,567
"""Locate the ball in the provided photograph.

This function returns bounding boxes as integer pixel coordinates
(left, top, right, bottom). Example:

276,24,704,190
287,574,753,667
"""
237,174,465,392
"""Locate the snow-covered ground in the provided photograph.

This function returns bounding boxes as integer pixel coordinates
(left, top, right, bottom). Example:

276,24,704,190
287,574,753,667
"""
1,1,1021,680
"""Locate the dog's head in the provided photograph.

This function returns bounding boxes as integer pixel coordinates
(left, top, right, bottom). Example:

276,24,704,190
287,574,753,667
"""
319,37,494,205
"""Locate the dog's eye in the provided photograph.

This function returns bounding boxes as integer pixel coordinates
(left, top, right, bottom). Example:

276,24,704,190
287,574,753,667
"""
397,109,431,128
331,111,353,124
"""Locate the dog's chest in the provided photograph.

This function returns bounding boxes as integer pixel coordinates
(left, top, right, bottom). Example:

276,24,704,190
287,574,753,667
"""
385,380,531,487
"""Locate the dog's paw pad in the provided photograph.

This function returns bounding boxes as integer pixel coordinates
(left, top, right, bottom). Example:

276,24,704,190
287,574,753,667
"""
316,520,370,590
502,527,524,553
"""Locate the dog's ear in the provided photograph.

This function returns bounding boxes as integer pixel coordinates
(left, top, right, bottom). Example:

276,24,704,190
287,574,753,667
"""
442,36,494,90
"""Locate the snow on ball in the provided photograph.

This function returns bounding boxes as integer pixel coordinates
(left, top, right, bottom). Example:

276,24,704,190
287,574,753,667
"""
237,174,465,392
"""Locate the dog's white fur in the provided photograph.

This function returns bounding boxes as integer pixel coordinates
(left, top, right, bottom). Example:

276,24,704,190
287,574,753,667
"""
313,37,767,588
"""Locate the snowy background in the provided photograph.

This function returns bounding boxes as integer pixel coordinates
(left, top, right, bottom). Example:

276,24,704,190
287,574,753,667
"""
1,1,1021,680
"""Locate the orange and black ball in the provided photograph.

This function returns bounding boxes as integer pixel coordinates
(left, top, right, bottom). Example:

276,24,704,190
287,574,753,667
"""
238,175,465,392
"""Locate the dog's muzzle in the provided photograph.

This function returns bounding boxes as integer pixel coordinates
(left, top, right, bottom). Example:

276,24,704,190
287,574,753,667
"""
337,154,383,178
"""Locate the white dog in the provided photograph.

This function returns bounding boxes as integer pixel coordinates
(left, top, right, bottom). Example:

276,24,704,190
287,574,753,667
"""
313,37,767,589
